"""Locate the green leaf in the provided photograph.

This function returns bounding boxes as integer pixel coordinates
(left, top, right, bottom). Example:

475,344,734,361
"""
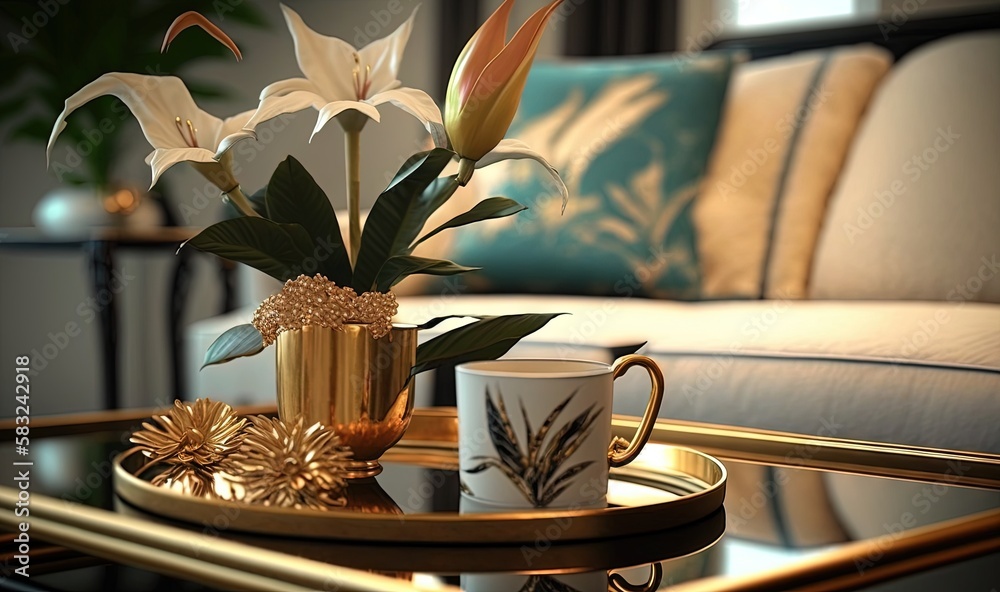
413,314,489,331
384,148,453,193
265,156,352,285
202,324,265,368
352,148,458,292
0,94,27,122
412,313,566,375
182,217,315,282
374,256,478,292
413,197,527,248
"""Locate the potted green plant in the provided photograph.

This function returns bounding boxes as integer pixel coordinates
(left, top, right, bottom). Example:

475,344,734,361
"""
46,0,570,477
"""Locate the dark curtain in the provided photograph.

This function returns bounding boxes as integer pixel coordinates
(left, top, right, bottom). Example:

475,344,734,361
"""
437,0,481,99
564,0,679,56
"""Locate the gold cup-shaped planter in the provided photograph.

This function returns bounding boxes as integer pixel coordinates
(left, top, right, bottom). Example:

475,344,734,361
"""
275,323,418,479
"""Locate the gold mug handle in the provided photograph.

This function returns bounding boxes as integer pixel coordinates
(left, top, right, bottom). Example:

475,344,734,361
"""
609,562,663,592
608,355,664,468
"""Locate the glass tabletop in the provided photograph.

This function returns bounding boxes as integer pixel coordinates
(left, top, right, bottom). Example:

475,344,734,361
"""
1,415,998,592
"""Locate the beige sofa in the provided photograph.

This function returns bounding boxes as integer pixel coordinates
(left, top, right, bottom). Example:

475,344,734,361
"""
187,29,1000,454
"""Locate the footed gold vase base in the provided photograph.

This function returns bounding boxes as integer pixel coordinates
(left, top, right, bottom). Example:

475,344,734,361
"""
341,459,383,479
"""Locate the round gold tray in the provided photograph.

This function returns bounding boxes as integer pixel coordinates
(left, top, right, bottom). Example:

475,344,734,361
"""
113,408,726,544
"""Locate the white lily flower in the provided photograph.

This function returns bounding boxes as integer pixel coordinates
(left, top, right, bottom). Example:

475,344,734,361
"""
244,4,445,143
46,73,256,193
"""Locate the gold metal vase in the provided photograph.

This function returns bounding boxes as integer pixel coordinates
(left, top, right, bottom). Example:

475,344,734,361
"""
275,323,418,479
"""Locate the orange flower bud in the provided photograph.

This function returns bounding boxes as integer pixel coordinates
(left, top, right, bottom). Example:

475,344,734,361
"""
445,0,563,165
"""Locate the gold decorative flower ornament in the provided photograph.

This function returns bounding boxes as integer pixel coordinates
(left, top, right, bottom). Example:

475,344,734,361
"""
129,399,246,496
224,415,353,510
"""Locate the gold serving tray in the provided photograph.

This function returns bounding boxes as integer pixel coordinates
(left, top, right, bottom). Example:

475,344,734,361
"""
113,408,726,544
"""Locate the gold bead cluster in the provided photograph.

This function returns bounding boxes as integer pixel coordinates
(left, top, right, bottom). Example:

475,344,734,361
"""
251,274,397,345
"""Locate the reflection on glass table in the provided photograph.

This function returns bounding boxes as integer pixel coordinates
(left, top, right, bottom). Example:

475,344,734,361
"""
0,410,997,591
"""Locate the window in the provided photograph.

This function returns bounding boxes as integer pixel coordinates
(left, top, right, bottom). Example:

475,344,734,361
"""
730,0,879,29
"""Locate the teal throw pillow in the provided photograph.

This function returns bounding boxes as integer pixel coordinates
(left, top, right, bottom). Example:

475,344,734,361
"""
450,52,735,299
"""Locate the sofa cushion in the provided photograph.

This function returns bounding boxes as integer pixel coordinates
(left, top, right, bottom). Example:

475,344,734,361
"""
397,296,1000,453
695,45,892,300
446,52,736,300
810,32,1000,303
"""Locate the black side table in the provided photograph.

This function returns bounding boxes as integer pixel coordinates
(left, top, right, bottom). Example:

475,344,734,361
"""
0,226,236,409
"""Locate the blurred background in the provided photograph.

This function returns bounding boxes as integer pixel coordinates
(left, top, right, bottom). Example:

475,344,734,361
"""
1,0,997,416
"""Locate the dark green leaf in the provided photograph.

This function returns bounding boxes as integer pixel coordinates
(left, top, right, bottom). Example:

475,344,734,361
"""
384,148,453,193
182,217,314,281
413,197,527,248
413,314,489,331
412,313,566,375
0,94,27,121
352,149,457,292
374,256,478,292
202,324,264,368
620,342,648,356
265,156,351,284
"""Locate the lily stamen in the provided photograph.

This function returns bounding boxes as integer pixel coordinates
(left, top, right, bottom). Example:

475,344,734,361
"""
362,64,372,99
351,53,373,100
175,116,199,148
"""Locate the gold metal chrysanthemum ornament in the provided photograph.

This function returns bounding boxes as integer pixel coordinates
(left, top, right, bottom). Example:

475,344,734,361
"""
224,416,352,510
129,399,246,497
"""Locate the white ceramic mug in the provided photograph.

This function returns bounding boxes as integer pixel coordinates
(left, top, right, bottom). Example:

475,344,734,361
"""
456,356,664,509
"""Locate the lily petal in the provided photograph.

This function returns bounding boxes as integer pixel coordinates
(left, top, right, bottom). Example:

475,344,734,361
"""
244,89,326,132
162,11,242,61
447,0,514,119
476,138,569,212
145,147,218,189
213,110,257,158
311,100,382,142
357,5,419,96
369,88,447,147
47,73,221,165
280,4,357,99
259,77,324,100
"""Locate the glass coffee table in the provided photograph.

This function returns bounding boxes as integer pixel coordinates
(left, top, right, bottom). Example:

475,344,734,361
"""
1,406,997,591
